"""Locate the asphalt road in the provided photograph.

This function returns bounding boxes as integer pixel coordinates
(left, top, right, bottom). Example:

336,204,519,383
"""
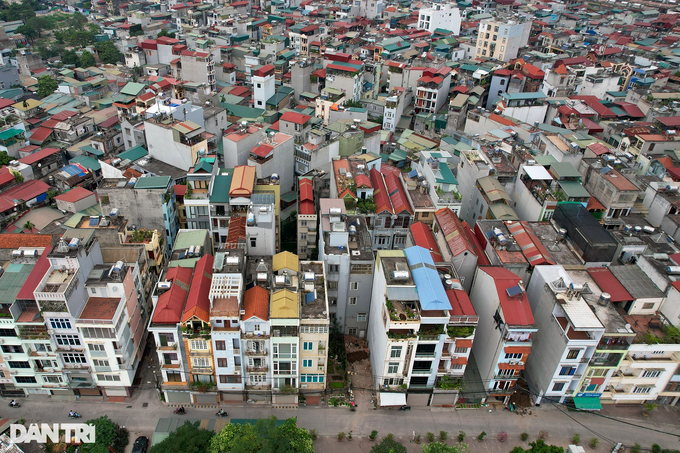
4,389,680,452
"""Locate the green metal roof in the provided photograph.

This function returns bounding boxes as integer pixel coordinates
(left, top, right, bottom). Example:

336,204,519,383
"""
69,155,100,171
193,159,212,174
501,92,547,100
550,161,581,179
80,145,104,156
459,64,479,72
120,82,146,96
436,164,458,185
134,176,171,189
558,180,590,199
534,155,558,165
222,103,264,119
173,229,208,251
0,128,23,141
209,174,232,203
0,263,32,305
388,149,407,161
280,191,298,203
118,145,148,163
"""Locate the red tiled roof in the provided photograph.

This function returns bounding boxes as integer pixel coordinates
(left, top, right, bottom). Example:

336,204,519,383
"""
354,173,371,189
506,221,555,267
0,234,52,251
280,111,311,125
0,167,15,187
0,99,14,110
174,184,186,197
225,216,246,247
435,208,475,257
0,180,50,214
447,288,476,317
299,178,313,202
229,86,250,97
51,110,77,121
54,187,94,203
28,127,53,144
98,115,119,129
152,267,193,324
137,92,155,102
586,196,605,211
463,221,490,265
587,143,612,156
243,286,269,321
658,116,680,127
182,254,214,324
15,246,51,300
409,221,443,262
481,267,534,327
369,167,392,214
615,102,645,118
250,143,274,158
381,165,412,215
588,267,633,302
18,147,60,165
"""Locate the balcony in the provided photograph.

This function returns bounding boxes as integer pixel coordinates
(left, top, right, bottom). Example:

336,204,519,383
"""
415,351,437,358
246,384,271,390
494,374,519,380
411,368,432,375
597,340,631,351
192,367,213,374
190,349,211,356
247,366,269,372
17,326,48,341
88,349,107,358
242,332,269,339
158,344,178,351
35,270,78,301
271,327,298,337
386,300,420,324
245,349,268,356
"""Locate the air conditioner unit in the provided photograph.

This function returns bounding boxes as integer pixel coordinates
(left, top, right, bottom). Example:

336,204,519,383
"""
47,330,54,335
301,384,308,389
273,330,280,336
0,339,5,345
5,355,11,361
44,367,53,372
509,359,518,365
518,361,524,366
9,370,16,374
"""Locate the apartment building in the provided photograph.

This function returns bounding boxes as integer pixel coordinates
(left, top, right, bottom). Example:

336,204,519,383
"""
143,117,208,172
241,285,270,399
413,150,461,213
325,58,364,103
469,266,536,404
248,132,295,192
368,246,474,407
474,19,531,62
297,177,317,259
317,199,374,334
383,87,407,133
414,67,453,116
418,3,461,34
584,167,639,223
525,266,604,405
173,50,216,94
252,64,275,110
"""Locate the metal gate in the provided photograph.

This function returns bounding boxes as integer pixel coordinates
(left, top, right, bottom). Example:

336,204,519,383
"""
406,393,431,407
165,390,192,404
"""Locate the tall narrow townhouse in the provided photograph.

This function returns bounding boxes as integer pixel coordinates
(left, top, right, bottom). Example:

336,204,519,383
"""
208,271,244,402
76,260,148,398
270,252,300,403
37,230,104,395
298,261,330,402
1,247,53,396
241,285,271,397
524,266,605,406
297,177,317,259
368,246,471,407
469,267,537,404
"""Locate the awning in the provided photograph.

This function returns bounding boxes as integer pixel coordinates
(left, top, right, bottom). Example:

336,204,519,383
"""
379,392,407,406
573,396,602,411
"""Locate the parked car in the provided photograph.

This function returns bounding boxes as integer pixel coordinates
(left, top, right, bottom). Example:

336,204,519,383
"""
131,436,149,453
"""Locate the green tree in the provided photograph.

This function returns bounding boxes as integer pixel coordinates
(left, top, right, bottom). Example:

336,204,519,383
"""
37,74,57,98
422,443,468,453
61,49,79,66
150,421,214,453
371,434,407,453
157,29,176,38
210,417,313,453
509,440,565,453
22,220,33,231
82,416,128,453
0,152,13,166
78,50,96,68
95,41,122,64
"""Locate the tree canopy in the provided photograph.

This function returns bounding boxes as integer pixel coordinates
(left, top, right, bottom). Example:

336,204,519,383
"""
157,29,176,38
422,443,468,453
0,152,14,166
61,49,80,66
210,417,313,453
37,75,58,98
82,416,129,453
510,440,565,453
78,50,96,68
371,434,407,453
95,41,122,65
149,421,214,453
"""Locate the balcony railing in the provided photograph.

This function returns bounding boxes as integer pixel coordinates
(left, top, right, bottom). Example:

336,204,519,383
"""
247,366,269,372
411,369,432,375
245,349,268,356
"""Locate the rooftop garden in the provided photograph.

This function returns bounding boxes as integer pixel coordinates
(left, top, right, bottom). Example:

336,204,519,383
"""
641,325,680,345
447,326,475,338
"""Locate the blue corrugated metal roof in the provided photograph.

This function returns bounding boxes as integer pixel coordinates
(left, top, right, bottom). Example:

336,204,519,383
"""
403,246,452,311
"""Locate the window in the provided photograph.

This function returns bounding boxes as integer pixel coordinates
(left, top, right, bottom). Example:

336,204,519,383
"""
388,362,399,374
357,313,367,322
559,366,576,376
642,302,655,310
349,297,357,305
633,386,652,394
455,347,468,354
300,374,324,383
97,374,121,382
328,281,338,289
250,237,257,248
391,346,402,358
642,369,663,378
193,357,210,367
217,358,228,368
215,340,226,351
0,329,16,337
328,264,339,273
191,340,208,350
303,342,313,351
8,361,30,369
62,353,86,364
505,353,522,360
303,359,312,367
56,335,81,346
567,349,580,360
376,236,388,245
257,83,261,88
44,375,63,384
348,328,357,335
552,382,565,392
221,375,241,383
50,319,72,329
166,371,182,382
15,376,36,384
92,359,109,367
81,327,114,339
88,344,105,352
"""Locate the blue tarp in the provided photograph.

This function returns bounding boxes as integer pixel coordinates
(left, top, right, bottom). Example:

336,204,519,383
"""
403,246,452,311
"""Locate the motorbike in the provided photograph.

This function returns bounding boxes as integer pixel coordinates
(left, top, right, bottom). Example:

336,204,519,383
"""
68,413,81,419
8,402,19,408
173,407,186,415
399,405,411,411
215,410,228,417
